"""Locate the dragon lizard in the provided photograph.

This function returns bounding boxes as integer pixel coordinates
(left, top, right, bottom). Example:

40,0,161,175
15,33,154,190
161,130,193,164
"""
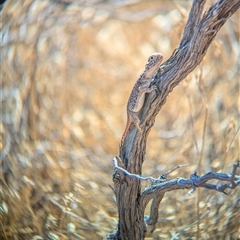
121,52,163,146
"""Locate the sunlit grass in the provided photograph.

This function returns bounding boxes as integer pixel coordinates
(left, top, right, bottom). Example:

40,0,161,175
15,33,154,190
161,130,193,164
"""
1,0,239,239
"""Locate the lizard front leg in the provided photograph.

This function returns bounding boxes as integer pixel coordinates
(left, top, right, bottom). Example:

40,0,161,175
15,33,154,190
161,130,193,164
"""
138,84,157,93
130,85,157,132
129,110,142,132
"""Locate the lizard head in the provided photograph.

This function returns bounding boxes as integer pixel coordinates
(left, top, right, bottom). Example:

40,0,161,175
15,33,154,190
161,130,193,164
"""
144,52,163,77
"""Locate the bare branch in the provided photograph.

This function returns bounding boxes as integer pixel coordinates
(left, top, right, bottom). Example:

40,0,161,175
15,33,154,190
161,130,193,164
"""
144,164,188,232
155,0,240,95
113,156,162,183
162,164,188,179
180,0,206,48
120,0,240,170
113,157,240,207
140,160,240,207
116,1,240,238
145,193,164,233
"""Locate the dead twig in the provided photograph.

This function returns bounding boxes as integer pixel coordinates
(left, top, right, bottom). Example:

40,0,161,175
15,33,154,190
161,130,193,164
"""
141,160,240,208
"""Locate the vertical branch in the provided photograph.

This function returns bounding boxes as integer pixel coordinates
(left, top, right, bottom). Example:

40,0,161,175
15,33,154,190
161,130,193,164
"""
180,0,206,47
145,193,165,233
114,1,240,239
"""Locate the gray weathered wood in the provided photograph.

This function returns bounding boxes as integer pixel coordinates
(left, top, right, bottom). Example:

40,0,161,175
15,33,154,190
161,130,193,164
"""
112,1,240,239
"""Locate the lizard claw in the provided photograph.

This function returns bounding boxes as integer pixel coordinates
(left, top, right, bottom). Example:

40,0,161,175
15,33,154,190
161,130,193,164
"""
153,85,160,95
135,122,142,132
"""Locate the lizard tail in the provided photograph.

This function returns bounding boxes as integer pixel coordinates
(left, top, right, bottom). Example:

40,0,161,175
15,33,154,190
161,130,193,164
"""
121,116,132,146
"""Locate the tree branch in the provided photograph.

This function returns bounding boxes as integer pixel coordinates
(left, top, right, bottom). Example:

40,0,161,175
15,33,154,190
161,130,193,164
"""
153,0,240,110
180,0,206,48
115,1,240,238
113,156,159,182
120,0,240,170
144,193,164,233
140,160,240,208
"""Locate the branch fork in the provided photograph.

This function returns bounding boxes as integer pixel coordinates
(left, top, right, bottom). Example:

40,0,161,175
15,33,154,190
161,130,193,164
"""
112,1,240,238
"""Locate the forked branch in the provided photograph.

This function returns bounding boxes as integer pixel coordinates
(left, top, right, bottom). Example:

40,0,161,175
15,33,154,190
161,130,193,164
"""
141,160,240,206
114,0,240,239
113,157,240,207
112,157,240,234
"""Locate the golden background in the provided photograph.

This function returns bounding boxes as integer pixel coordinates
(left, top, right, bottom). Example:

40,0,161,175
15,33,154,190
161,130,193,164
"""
1,0,239,239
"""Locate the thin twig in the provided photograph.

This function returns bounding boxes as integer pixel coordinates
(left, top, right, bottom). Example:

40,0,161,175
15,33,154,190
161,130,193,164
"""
171,209,210,240
162,164,188,179
113,156,161,183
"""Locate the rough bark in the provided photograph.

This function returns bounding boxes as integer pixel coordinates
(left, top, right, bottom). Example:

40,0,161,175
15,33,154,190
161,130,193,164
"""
112,0,240,239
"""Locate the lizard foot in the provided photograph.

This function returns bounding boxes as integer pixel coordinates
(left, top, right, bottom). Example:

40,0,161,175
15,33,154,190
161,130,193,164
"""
135,122,142,132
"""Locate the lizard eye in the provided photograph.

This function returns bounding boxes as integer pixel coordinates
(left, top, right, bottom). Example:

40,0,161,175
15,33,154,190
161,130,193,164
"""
149,56,154,61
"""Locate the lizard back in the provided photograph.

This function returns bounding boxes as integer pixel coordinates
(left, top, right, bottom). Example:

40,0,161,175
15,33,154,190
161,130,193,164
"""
127,53,163,111
121,53,163,146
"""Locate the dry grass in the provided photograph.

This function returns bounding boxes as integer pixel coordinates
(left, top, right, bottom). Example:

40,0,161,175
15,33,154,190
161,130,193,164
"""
1,0,239,239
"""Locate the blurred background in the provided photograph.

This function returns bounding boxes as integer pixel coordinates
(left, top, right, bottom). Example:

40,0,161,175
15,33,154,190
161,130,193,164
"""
1,0,239,239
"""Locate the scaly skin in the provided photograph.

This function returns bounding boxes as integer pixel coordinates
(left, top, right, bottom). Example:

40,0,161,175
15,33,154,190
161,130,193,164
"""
121,53,163,146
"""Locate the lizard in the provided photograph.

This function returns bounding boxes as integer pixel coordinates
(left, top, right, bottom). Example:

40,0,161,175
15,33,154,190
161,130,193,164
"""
121,52,163,146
